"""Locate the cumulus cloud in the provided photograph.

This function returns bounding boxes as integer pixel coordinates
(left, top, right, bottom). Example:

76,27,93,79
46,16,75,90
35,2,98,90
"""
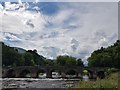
0,2,118,65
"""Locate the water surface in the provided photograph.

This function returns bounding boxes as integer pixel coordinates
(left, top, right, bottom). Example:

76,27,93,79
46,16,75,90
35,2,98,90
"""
2,78,80,89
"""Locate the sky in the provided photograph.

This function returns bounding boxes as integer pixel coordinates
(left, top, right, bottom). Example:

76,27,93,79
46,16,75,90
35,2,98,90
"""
0,1,118,65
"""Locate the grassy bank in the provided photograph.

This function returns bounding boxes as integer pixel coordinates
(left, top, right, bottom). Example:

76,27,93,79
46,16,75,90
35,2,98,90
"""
75,72,119,88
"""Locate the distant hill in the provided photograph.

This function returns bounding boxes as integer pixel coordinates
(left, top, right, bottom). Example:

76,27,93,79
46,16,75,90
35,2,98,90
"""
13,47,26,54
1,42,46,67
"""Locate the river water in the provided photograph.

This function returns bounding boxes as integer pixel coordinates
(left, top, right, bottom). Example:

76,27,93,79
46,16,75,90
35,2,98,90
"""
2,78,80,89
1,75,89,89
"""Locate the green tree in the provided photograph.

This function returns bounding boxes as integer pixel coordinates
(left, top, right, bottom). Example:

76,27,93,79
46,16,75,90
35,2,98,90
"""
45,59,55,66
24,52,35,66
77,58,84,67
2,43,22,66
56,55,77,66
56,55,67,66
27,50,46,66
88,40,120,68
66,56,76,66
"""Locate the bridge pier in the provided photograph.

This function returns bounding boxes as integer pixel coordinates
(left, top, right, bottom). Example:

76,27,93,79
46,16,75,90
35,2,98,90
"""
15,71,20,78
61,72,66,78
31,71,38,78
46,70,52,78
78,73,82,79
75,73,79,78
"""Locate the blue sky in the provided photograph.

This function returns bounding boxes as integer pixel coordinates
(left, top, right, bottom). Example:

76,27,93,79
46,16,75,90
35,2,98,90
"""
0,2,118,65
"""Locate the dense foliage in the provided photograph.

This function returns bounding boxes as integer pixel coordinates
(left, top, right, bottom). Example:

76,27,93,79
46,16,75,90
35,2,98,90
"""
1,42,83,67
88,40,120,68
2,42,46,66
56,55,84,66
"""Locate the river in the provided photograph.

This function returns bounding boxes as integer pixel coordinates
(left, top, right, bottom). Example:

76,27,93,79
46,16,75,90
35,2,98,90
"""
1,75,89,89
2,78,80,89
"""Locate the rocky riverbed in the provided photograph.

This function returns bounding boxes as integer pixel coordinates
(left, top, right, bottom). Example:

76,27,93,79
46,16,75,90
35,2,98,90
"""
2,78,80,89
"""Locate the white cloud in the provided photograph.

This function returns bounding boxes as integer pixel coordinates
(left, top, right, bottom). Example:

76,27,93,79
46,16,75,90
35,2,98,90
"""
0,2,118,65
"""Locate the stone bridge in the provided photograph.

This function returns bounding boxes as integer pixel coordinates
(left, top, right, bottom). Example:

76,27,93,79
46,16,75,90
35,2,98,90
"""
2,66,108,79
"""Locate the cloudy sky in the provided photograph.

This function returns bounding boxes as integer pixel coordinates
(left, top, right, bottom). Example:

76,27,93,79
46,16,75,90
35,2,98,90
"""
0,2,118,65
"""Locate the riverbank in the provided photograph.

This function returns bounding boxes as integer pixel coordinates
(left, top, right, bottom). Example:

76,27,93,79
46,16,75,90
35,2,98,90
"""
75,72,119,88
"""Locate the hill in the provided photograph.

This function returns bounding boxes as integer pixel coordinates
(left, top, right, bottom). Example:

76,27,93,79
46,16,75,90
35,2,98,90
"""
88,40,120,68
1,42,46,67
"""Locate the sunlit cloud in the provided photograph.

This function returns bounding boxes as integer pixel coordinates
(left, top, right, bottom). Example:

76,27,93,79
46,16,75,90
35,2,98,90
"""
0,2,118,65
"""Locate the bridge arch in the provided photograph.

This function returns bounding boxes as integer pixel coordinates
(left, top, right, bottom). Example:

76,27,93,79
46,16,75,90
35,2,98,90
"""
66,69,77,75
82,69,95,79
65,69,79,78
2,66,108,79
19,69,31,78
49,69,61,78
36,69,46,78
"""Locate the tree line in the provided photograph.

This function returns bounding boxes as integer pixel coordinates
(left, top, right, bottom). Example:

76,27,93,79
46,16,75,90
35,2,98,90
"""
88,40,120,68
1,42,83,67
1,40,120,68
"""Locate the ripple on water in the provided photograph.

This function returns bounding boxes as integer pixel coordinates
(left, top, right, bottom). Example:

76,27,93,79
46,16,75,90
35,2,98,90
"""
2,78,80,88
